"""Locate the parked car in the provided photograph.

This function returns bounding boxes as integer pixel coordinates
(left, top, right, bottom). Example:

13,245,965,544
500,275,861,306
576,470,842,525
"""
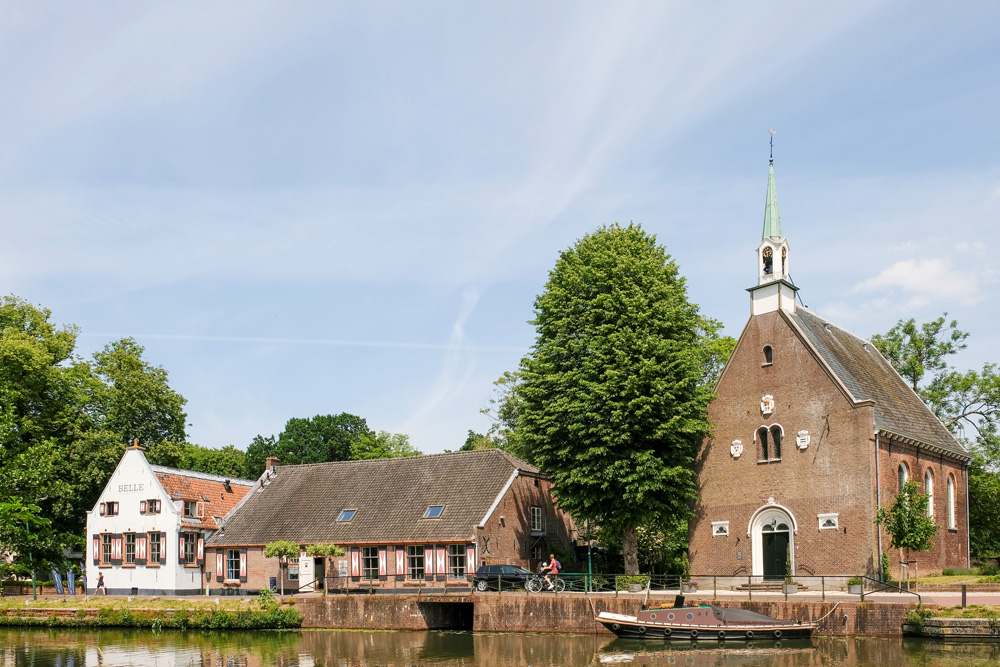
473,564,533,591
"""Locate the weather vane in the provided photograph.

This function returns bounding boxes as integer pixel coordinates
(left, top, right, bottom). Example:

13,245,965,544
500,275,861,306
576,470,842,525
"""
769,127,776,162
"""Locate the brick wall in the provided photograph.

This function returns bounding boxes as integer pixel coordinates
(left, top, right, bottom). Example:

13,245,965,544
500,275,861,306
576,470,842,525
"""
877,437,969,577
295,594,920,636
692,311,880,577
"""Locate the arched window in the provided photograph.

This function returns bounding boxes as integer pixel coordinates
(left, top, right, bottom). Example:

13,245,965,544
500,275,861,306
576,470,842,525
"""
763,346,773,365
925,469,934,518
770,425,782,460
898,462,909,491
947,475,956,529
762,247,773,275
757,427,769,460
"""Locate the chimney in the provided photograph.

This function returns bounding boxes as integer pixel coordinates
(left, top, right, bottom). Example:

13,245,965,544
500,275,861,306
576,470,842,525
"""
266,456,280,472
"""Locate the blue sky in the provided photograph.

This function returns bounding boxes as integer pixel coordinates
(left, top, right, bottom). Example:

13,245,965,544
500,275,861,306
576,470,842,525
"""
2,3,998,453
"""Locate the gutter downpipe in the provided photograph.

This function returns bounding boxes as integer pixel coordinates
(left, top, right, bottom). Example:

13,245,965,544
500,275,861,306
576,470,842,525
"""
966,460,972,569
875,431,883,581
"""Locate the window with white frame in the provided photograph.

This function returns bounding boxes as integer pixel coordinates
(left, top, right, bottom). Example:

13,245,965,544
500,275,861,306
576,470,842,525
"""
124,533,136,565
101,534,112,564
818,513,839,530
530,506,544,532
531,545,543,560
226,549,240,581
711,521,729,537
948,475,956,529
925,469,934,518
288,556,300,581
448,544,466,577
361,547,379,580
407,545,424,579
182,533,197,564
898,462,909,490
148,532,162,564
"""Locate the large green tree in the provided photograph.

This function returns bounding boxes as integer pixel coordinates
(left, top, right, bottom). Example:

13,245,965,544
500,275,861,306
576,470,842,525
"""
872,314,1000,558
518,223,715,574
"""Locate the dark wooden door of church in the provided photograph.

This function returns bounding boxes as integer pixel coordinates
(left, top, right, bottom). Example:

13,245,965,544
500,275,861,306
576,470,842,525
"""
762,530,789,581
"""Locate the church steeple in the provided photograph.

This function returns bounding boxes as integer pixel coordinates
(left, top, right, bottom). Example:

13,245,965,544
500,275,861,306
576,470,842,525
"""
762,160,782,240
748,143,797,315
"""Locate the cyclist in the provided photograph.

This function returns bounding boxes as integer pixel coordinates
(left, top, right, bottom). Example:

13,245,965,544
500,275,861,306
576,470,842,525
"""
541,554,561,590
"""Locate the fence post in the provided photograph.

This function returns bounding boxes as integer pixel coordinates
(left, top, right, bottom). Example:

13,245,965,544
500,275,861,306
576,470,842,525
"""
748,574,752,601
962,584,967,608
713,575,717,601
821,576,825,602
860,578,865,603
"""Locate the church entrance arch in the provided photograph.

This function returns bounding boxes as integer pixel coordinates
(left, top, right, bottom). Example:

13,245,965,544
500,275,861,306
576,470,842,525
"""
750,506,796,581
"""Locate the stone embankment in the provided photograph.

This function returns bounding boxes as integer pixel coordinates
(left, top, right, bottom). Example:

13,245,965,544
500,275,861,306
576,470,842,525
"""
296,594,922,636
904,617,1000,638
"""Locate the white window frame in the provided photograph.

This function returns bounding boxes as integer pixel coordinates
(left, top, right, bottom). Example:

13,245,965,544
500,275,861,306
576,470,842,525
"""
818,513,839,530
423,505,444,519
360,547,379,580
711,521,729,537
925,469,934,518
448,544,466,577
226,548,240,582
337,509,356,522
948,475,956,529
530,506,544,533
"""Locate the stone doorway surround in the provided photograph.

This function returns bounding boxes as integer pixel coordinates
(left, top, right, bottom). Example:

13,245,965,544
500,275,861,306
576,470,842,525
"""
747,500,798,582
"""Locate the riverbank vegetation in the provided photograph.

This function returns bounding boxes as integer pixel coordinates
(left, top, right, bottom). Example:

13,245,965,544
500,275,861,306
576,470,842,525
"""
0,591,301,630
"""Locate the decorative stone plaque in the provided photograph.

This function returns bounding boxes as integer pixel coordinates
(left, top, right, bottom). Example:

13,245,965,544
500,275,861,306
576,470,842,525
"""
730,440,743,458
760,394,775,416
797,430,810,449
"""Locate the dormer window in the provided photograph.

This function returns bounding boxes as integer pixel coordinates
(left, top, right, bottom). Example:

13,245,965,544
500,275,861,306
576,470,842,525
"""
183,500,204,518
337,509,356,522
423,505,444,519
763,346,773,365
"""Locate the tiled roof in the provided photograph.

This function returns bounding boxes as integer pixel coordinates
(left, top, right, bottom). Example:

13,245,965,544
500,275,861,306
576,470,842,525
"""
786,308,969,460
206,449,539,547
152,466,254,531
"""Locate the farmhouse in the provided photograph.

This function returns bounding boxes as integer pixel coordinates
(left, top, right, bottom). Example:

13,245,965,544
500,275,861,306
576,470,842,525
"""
85,444,254,595
690,157,971,581
205,449,575,594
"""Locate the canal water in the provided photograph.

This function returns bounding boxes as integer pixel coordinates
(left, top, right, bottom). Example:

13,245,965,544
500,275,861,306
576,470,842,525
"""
2,628,999,666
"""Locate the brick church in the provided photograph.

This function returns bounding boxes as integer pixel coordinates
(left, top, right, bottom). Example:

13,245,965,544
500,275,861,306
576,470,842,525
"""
689,157,971,581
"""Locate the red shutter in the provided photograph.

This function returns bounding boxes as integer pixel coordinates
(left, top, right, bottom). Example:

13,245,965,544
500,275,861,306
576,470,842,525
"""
378,548,387,579
99,503,106,516
196,502,205,518
395,548,405,577
436,546,447,576
425,545,434,580
216,552,224,581
140,500,147,514
197,538,204,564
466,545,476,570
239,550,248,582
180,534,186,563
350,549,360,578
93,536,100,564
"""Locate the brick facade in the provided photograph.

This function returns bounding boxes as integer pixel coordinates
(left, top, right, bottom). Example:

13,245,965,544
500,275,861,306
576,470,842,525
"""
691,309,969,579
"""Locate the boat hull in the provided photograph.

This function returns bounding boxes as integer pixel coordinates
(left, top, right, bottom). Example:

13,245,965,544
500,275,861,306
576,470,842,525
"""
596,612,815,640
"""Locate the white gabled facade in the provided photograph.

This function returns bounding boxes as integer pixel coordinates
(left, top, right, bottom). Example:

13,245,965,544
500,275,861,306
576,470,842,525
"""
85,445,252,595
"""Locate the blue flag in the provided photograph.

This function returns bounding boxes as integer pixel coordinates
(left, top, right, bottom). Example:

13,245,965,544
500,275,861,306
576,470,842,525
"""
67,571,76,595
51,569,64,595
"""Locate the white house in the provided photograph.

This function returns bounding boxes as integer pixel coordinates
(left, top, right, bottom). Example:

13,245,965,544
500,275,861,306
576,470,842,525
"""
85,444,254,595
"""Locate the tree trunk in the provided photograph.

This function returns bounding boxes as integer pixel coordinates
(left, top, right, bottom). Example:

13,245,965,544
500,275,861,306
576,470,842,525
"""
621,526,640,575
280,563,285,597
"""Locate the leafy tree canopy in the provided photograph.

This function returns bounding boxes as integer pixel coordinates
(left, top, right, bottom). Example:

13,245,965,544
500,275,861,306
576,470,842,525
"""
876,480,939,554
352,430,420,460
517,223,717,574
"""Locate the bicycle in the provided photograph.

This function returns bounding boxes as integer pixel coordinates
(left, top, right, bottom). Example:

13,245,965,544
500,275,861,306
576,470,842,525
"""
525,565,565,592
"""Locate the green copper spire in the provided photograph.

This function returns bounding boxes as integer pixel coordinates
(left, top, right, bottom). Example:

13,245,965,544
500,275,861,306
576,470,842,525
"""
761,159,782,239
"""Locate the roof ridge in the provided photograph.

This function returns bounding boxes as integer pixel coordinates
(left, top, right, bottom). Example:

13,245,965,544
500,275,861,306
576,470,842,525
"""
150,465,254,486
267,448,538,471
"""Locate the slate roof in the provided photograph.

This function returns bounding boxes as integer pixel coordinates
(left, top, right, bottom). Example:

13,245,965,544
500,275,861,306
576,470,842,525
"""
206,449,540,547
784,307,968,460
152,466,255,531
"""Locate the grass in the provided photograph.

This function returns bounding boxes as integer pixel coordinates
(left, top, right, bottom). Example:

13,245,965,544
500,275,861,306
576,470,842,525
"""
935,605,1000,618
914,574,986,585
0,595,285,613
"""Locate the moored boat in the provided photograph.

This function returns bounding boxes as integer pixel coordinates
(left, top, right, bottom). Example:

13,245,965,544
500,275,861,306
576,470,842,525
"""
595,599,818,640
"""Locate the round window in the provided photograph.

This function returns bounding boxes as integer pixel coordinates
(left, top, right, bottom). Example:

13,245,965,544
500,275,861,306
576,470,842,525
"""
667,613,675,620
686,613,694,620
649,613,656,620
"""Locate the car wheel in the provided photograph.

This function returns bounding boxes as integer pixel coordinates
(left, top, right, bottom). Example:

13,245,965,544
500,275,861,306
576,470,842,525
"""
476,580,489,592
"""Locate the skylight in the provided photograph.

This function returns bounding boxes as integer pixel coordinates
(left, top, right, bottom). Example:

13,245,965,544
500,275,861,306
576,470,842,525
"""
423,505,444,519
337,509,356,522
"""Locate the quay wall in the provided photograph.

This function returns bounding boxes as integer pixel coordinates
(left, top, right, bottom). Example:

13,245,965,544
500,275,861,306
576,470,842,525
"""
296,594,922,637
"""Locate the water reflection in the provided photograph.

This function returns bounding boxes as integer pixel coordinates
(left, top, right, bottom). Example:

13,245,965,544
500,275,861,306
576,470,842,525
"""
2,628,1000,666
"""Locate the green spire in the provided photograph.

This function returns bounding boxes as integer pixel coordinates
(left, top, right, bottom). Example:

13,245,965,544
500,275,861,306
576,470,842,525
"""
762,160,782,239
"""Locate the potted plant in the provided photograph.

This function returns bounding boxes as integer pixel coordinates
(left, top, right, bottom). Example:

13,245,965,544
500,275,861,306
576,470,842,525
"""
782,546,798,594
847,576,864,595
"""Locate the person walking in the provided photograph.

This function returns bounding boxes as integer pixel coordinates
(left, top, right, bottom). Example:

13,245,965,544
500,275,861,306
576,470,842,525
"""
96,572,106,596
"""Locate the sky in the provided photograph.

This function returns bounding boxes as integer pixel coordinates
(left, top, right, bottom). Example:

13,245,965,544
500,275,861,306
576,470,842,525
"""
1,3,998,454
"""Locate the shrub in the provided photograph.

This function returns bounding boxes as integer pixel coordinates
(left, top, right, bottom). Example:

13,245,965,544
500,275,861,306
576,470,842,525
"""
943,568,978,576
847,576,864,586
615,575,650,591
905,607,933,633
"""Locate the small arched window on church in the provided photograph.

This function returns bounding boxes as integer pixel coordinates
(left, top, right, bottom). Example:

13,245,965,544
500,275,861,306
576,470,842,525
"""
762,247,773,275
781,247,787,276
947,475,956,529
757,427,769,460
898,462,909,491
770,425,782,459
763,345,773,366
925,469,934,518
